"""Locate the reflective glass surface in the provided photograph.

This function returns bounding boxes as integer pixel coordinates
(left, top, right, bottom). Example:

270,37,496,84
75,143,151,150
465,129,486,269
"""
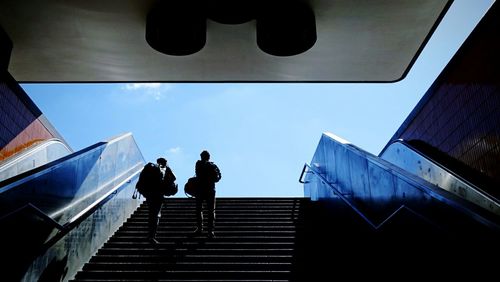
381,140,500,216
0,133,144,226
304,132,499,228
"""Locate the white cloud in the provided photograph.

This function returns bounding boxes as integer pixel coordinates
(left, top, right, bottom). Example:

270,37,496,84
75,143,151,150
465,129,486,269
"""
167,147,182,154
124,83,161,90
120,83,174,101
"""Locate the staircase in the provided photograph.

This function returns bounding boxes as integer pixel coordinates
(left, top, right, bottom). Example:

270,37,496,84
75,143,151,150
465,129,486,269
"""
70,197,312,282
69,196,499,281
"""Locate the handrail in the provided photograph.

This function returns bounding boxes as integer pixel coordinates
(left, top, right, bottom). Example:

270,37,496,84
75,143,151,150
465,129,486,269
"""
65,165,142,226
382,139,492,198
0,133,135,193
380,139,500,215
0,138,72,170
0,138,72,183
298,164,310,184
301,163,437,230
0,132,145,282
0,132,145,235
0,163,142,254
0,142,106,194
0,164,142,230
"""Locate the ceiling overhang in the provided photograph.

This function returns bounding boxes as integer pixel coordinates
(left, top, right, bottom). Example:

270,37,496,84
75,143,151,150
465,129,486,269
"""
0,0,452,83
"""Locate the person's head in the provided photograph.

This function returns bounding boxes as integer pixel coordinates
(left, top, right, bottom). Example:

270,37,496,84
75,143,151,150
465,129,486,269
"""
200,150,210,161
157,157,167,168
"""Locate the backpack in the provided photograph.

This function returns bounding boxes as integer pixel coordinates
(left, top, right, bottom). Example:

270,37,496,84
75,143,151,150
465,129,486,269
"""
184,176,199,198
161,167,178,197
162,181,178,197
208,162,222,183
135,162,162,198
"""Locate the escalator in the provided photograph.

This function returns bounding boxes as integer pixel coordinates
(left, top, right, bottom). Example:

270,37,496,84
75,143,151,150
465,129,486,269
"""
380,139,500,216
302,132,500,232
0,133,144,281
299,132,500,278
0,138,72,182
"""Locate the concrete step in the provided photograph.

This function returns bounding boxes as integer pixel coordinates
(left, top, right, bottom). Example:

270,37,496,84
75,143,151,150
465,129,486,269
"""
90,254,294,263
108,236,297,242
74,270,292,280
70,198,312,282
103,241,295,249
83,261,293,271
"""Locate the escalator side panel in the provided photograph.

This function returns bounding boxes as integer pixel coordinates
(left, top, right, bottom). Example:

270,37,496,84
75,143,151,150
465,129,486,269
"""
0,133,145,281
304,133,500,233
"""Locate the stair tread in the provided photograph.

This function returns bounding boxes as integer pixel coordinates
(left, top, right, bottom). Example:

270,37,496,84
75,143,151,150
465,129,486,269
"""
71,198,313,281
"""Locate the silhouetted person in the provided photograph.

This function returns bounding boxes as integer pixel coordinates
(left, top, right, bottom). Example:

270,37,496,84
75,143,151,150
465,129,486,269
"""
143,157,175,244
193,150,221,238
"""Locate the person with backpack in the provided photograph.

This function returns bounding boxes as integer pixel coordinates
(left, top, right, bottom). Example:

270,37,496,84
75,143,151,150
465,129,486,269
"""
136,157,176,244
193,150,221,238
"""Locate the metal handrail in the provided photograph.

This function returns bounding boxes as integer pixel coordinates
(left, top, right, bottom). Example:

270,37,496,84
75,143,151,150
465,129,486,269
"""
0,138,72,169
0,142,106,194
0,133,135,193
65,165,142,226
298,164,310,184
300,163,435,230
382,139,500,205
0,163,142,237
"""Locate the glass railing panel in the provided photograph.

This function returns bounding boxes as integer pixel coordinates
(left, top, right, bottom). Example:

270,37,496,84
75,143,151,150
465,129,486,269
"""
303,132,500,230
303,164,337,201
0,133,144,228
380,140,500,216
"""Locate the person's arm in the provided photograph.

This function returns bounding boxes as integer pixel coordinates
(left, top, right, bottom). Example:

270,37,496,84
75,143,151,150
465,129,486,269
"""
195,161,201,177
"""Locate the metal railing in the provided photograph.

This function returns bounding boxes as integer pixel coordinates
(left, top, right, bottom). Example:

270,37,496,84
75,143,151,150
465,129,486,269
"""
0,163,141,245
300,163,434,230
0,138,72,183
380,139,500,216
0,132,145,240
300,132,500,233
0,132,145,282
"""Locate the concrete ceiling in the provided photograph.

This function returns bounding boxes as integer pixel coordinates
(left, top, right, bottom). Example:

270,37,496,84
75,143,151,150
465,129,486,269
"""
0,0,452,83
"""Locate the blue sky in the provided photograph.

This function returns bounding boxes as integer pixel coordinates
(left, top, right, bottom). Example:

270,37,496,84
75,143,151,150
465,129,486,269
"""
21,0,492,198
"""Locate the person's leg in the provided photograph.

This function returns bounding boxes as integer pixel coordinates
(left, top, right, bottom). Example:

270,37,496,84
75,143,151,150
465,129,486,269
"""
194,196,203,234
148,198,162,243
206,190,216,237
147,198,155,238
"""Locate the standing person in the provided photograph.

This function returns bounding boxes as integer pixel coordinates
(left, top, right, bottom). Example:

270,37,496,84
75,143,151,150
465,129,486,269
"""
136,157,172,244
193,150,221,238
